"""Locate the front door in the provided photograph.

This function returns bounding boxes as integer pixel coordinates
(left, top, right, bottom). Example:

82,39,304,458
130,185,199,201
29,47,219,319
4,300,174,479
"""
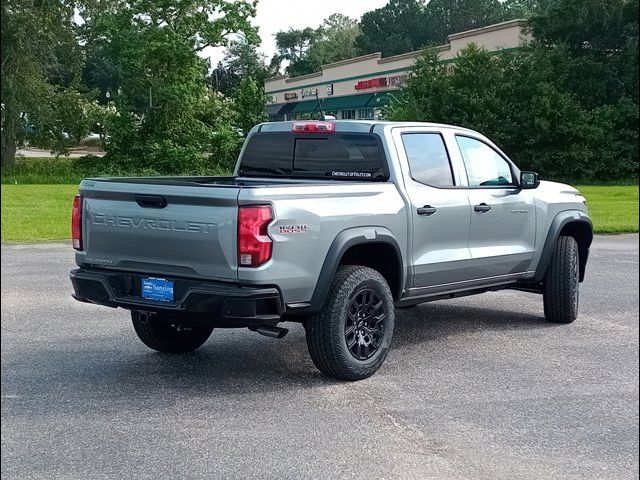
455,135,536,278
395,130,473,288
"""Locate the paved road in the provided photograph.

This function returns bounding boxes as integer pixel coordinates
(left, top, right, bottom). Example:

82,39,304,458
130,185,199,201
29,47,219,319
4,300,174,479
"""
16,148,106,158
2,235,638,479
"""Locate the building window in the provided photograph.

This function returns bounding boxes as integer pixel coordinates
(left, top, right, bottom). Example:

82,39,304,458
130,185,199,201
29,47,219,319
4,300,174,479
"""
357,108,374,120
341,109,356,120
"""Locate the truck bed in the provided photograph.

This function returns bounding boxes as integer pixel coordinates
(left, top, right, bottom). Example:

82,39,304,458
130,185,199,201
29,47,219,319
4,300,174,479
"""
84,175,351,188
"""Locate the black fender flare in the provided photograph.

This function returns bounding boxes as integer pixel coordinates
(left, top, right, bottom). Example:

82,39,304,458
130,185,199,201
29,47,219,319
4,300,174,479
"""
533,210,593,282
305,227,405,313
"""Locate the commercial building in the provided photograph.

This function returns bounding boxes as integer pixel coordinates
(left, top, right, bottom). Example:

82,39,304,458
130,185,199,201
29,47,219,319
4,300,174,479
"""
265,19,529,121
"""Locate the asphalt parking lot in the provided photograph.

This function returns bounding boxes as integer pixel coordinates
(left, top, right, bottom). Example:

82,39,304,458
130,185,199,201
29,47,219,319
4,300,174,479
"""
1,235,638,480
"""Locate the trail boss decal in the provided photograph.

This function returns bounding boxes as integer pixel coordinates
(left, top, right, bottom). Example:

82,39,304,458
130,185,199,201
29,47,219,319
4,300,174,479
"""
278,224,310,234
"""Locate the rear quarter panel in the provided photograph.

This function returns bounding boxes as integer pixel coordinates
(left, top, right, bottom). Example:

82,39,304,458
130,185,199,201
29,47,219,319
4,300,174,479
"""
237,182,407,304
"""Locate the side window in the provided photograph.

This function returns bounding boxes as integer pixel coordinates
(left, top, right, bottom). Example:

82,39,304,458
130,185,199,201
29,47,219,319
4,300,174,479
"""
402,133,454,187
456,136,514,186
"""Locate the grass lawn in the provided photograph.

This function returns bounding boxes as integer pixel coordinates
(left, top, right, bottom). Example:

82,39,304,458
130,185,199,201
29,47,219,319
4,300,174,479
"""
2,157,96,185
1,185,78,242
0,184,637,242
578,185,639,234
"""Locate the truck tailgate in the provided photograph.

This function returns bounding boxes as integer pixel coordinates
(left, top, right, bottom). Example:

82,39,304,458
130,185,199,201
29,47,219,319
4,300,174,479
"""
77,180,240,281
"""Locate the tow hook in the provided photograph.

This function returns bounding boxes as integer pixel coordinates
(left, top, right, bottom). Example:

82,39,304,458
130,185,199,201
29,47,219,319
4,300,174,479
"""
249,325,289,339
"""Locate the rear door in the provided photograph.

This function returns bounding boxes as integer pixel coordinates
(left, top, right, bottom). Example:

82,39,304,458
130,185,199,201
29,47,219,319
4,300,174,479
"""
453,134,536,278
392,128,473,288
79,180,240,281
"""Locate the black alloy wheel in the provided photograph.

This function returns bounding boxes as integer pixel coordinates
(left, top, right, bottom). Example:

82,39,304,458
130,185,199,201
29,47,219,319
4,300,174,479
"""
345,288,386,360
305,265,395,381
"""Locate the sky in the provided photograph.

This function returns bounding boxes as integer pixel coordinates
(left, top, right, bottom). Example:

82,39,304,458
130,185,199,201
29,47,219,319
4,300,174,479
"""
204,0,389,67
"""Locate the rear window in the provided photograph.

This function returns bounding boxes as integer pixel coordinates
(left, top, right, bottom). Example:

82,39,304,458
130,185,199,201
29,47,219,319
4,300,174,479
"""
239,133,388,181
239,133,293,176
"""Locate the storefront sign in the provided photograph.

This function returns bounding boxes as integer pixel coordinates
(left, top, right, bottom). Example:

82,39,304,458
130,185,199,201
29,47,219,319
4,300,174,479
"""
301,88,318,98
354,74,409,91
326,84,334,95
387,74,409,87
355,77,387,90
284,92,298,101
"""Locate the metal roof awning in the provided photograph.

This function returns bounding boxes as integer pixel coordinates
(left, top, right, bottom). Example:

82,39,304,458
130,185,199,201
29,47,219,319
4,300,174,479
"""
279,102,297,115
291,100,320,114
321,93,373,111
273,91,399,116
266,103,285,115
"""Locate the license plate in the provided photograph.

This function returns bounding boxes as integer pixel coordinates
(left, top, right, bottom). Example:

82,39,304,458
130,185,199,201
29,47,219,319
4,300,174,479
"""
141,277,174,302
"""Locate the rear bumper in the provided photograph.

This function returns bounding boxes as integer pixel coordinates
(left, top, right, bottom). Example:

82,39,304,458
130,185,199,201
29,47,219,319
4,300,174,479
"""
70,268,283,323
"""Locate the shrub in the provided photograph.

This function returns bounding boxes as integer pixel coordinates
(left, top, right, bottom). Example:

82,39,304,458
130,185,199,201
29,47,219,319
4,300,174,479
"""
387,44,639,183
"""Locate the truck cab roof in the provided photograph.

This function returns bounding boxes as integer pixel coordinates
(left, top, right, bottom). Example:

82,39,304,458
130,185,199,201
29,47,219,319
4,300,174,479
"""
254,120,479,136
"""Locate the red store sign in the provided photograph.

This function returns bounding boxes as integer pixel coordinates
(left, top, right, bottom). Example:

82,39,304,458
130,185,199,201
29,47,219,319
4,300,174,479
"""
355,77,388,90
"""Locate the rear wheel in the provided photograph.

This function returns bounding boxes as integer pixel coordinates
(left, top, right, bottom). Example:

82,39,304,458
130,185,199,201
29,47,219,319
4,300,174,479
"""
543,236,580,323
131,311,213,353
305,266,395,381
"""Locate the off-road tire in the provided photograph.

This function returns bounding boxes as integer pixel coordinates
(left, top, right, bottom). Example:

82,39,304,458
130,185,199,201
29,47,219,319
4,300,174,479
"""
131,311,214,353
543,236,580,323
305,266,395,381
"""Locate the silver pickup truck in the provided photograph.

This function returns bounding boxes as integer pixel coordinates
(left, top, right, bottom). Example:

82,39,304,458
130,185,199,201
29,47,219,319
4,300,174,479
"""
70,120,592,380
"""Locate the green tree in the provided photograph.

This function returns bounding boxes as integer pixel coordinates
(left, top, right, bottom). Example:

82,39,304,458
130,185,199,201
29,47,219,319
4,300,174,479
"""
1,0,83,166
528,0,639,106
224,37,269,80
231,77,267,136
356,0,430,57
355,0,525,58
387,42,638,181
78,0,258,174
502,0,546,19
271,14,362,78
423,0,509,44
271,27,319,77
195,91,242,173
306,14,361,67
210,36,272,96
529,0,638,52
26,91,105,152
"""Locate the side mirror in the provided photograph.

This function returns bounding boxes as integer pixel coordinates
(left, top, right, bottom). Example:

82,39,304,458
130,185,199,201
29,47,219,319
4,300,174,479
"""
520,171,540,189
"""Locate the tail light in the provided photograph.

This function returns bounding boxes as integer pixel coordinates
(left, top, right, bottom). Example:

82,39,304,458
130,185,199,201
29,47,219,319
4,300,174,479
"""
292,121,335,133
71,195,83,250
238,205,273,267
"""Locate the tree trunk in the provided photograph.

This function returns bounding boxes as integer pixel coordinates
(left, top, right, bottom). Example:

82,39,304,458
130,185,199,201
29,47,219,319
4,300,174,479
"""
1,104,18,168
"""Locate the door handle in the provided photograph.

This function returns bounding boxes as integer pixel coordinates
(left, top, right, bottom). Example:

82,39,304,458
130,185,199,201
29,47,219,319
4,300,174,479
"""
417,205,437,216
474,203,492,213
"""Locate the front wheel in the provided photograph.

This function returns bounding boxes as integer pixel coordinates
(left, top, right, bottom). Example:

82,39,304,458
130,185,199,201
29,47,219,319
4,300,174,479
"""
305,266,395,381
543,236,580,323
131,311,214,353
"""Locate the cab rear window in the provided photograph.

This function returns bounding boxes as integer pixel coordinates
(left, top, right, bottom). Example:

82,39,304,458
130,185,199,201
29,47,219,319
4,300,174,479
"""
239,132,388,181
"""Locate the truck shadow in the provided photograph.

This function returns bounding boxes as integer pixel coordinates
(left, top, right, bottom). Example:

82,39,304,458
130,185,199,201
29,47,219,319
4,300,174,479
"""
392,300,555,350
1,299,561,419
